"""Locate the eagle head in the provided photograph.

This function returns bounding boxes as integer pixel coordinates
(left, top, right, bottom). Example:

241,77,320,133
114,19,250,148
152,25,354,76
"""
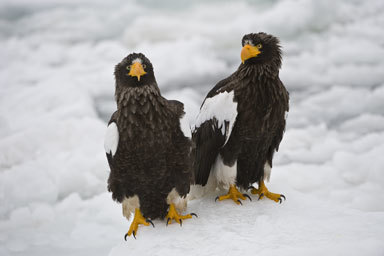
114,52,155,88
241,32,282,69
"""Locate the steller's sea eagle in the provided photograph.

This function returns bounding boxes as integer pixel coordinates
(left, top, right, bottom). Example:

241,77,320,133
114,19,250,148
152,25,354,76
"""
192,32,289,205
105,53,196,239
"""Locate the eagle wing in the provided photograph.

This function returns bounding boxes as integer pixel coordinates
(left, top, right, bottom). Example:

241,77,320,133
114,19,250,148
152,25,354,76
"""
167,100,193,197
168,100,191,139
192,77,238,186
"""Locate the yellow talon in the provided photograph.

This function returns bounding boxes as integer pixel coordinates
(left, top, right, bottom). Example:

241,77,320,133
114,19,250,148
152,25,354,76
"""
165,203,194,226
251,180,285,203
125,208,152,240
215,185,250,205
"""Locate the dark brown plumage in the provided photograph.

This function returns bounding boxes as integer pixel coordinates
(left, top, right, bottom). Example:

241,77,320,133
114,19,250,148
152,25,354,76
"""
192,32,289,204
105,53,193,238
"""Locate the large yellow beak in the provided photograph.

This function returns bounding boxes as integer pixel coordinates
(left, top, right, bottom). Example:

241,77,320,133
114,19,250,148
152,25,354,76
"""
128,62,147,81
241,44,261,64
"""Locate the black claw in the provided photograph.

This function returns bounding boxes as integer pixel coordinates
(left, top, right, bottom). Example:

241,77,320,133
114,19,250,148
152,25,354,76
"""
281,195,286,200
166,218,170,226
243,194,252,201
124,233,128,241
237,199,243,205
132,231,136,239
248,185,256,190
190,213,198,218
258,193,264,200
215,196,219,202
279,198,282,204
146,219,155,228
179,219,183,227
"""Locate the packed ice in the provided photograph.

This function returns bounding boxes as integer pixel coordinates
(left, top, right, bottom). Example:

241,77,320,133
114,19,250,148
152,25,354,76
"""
0,0,384,255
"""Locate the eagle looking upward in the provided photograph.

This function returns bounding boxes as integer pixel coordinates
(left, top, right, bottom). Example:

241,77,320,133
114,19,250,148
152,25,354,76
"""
104,53,196,239
192,32,289,204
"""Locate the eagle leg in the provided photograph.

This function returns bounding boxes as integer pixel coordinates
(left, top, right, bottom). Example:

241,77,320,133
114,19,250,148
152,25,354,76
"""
165,203,196,226
215,185,250,205
124,208,154,240
250,180,286,204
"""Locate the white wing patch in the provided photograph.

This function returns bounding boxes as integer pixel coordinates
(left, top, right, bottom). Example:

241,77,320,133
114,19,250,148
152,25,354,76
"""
104,122,119,156
180,113,191,138
194,90,238,145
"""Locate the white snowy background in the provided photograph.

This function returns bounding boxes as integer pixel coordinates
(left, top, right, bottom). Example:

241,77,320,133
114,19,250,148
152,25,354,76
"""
1,0,384,255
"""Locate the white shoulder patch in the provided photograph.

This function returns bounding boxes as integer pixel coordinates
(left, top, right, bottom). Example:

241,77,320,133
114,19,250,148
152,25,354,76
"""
104,122,119,156
180,114,191,138
194,90,238,145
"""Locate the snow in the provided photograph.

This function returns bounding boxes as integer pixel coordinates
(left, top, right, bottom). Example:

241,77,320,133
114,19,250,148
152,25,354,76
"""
1,0,384,256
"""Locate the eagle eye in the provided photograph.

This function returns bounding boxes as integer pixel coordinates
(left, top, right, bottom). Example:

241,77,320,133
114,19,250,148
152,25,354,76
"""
126,65,131,71
142,64,146,69
256,43,262,49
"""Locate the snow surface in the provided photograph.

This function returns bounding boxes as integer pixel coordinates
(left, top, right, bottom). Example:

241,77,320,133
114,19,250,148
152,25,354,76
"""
1,0,384,255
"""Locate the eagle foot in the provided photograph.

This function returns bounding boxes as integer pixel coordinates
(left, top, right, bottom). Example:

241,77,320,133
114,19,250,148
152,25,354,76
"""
165,203,196,226
250,181,286,204
215,185,251,205
124,208,154,240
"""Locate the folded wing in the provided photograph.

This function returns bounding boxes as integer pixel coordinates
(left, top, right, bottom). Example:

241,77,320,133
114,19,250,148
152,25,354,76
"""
192,90,238,186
